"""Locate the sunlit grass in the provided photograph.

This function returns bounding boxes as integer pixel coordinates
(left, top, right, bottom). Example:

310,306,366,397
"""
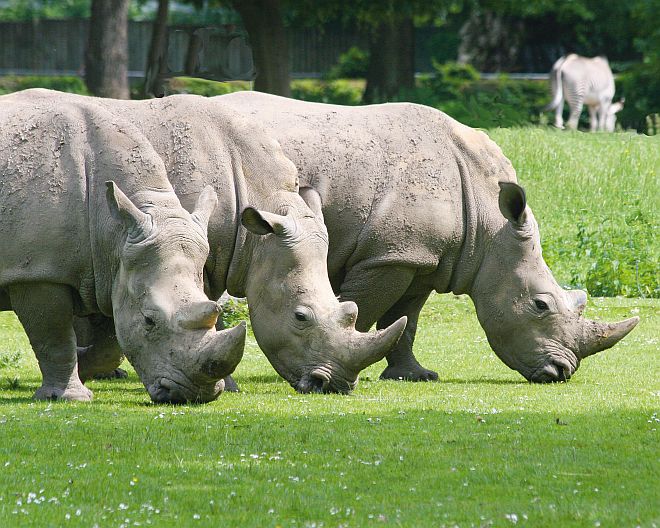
0,294,657,527
488,129,659,297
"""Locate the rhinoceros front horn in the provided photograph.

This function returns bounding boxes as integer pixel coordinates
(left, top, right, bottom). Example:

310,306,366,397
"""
195,322,247,379
178,301,221,330
347,316,407,372
578,316,640,358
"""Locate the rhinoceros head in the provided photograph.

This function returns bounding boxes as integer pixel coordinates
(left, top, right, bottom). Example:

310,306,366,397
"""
240,188,406,394
106,182,245,403
471,182,638,382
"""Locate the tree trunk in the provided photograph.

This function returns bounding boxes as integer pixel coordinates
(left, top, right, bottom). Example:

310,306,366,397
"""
85,0,130,99
143,0,170,98
232,0,291,97
363,16,415,104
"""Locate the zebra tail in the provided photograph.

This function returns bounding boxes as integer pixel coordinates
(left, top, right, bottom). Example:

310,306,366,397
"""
544,56,566,111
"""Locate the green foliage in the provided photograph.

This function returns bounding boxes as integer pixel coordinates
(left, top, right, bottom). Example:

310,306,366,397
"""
412,62,549,128
291,78,363,105
165,77,251,97
0,296,656,526
425,60,480,98
618,64,660,133
324,46,369,80
0,75,89,95
489,128,659,298
0,0,90,20
220,297,250,330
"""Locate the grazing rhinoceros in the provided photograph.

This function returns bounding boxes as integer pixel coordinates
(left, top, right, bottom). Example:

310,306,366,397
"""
0,93,246,403
12,89,406,394
219,91,639,383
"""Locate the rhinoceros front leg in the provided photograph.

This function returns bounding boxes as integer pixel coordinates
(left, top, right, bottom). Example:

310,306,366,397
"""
339,263,437,381
9,283,92,401
377,292,438,382
74,315,126,382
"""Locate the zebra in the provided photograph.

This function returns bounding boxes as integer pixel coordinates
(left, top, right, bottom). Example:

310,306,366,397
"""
545,54,624,132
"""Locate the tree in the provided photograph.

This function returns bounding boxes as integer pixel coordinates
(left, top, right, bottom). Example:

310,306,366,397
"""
85,0,131,98
363,14,415,103
143,0,170,97
231,0,291,96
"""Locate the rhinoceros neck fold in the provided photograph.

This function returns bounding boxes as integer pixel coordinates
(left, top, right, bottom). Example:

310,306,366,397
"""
225,153,252,298
447,152,489,296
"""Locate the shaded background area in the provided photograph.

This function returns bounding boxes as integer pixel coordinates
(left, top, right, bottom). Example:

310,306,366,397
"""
0,0,657,131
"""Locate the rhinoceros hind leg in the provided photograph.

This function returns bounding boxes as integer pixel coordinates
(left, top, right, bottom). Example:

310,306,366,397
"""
340,264,436,380
74,315,124,382
377,292,439,382
222,375,240,392
9,283,92,401
91,368,128,380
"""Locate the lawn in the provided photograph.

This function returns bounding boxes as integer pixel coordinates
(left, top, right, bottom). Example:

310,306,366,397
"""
0,128,658,527
0,294,657,527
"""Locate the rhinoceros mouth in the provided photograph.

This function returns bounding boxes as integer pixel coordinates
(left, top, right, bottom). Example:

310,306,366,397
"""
148,376,224,404
293,365,357,395
529,355,575,383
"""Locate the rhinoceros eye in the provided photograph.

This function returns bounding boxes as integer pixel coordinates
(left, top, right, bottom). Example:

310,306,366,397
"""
144,316,156,327
294,311,308,322
534,299,549,311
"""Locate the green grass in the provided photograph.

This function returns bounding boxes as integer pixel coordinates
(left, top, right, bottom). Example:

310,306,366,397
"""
488,129,659,297
0,294,657,527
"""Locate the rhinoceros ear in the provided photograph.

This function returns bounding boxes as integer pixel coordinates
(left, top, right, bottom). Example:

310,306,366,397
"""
105,181,152,241
299,186,324,222
191,186,218,232
241,207,292,237
498,181,528,227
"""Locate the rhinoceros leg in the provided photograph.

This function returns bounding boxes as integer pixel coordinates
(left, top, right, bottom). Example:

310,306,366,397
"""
74,315,126,382
212,318,240,392
377,292,439,382
339,263,436,381
9,283,92,401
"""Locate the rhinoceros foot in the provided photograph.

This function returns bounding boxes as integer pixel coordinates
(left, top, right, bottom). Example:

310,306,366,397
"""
92,368,128,380
34,381,93,402
222,375,240,392
380,364,439,382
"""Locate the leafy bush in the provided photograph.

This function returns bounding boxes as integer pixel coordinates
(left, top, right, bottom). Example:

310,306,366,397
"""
291,79,362,105
416,62,549,128
0,75,88,95
618,64,660,133
220,297,250,330
325,46,369,80
165,77,251,97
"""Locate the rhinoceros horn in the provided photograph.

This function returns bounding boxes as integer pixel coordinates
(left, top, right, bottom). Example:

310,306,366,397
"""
178,301,221,330
577,316,640,358
343,315,408,372
194,322,247,380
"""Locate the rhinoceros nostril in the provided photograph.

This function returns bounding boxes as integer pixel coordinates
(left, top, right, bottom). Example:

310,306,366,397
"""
149,379,189,404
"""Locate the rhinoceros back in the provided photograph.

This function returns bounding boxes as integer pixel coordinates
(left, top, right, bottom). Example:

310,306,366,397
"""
218,92,517,280
0,91,174,314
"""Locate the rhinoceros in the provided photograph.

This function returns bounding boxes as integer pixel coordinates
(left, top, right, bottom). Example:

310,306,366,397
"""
12,89,406,394
0,93,246,403
219,91,639,383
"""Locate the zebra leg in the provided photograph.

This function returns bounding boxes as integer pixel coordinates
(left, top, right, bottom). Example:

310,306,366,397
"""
597,100,611,131
567,100,583,130
590,106,599,131
554,98,564,129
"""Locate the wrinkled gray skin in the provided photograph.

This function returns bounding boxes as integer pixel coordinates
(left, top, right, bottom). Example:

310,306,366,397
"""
14,89,406,394
0,93,245,403
219,91,639,383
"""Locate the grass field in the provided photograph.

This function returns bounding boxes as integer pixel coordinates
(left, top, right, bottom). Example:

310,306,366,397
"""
0,128,658,527
489,129,658,298
0,295,657,527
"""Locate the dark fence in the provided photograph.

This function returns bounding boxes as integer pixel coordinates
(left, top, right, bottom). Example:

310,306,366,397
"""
0,19,254,80
0,19,548,80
